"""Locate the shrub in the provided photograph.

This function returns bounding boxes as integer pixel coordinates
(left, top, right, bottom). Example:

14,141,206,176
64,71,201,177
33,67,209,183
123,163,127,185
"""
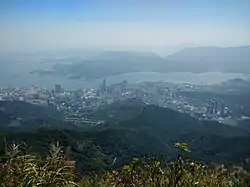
0,142,249,187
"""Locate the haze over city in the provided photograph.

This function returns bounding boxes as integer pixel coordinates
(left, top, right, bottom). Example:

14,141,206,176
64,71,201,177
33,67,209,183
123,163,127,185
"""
1,1,250,186
1,0,250,53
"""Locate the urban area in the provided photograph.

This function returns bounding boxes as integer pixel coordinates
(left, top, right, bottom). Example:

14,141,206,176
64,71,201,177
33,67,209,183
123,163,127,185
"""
0,79,245,126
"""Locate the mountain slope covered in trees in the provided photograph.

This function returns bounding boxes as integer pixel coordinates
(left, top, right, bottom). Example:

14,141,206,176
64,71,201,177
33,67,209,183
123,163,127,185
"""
1,100,250,176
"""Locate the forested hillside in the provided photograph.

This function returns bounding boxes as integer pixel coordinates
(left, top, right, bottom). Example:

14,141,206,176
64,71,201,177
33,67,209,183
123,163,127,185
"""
1,101,250,176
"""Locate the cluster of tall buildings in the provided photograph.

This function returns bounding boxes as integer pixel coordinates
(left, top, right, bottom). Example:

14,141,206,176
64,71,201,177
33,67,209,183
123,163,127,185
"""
100,79,128,95
206,99,226,117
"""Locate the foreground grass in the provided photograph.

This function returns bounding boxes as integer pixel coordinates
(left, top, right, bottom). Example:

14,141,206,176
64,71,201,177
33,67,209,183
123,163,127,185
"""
0,142,249,187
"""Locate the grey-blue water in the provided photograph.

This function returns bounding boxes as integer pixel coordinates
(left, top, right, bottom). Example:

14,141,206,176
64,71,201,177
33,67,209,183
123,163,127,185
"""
1,59,249,90
1,71,249,90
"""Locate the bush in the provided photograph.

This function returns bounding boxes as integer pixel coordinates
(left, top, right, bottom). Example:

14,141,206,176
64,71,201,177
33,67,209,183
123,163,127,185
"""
0,142,249,187
0,142,76,187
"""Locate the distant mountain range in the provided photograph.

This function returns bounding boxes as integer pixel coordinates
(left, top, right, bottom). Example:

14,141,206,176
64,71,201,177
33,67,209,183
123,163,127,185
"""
32,45,250,79
166,46,250,73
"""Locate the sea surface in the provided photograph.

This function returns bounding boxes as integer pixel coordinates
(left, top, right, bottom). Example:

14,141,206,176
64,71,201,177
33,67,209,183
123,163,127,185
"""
1,57,250,89
1,68,249,90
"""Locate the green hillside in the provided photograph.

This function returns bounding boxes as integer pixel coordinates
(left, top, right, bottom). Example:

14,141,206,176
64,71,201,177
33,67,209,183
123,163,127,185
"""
1,101,250,176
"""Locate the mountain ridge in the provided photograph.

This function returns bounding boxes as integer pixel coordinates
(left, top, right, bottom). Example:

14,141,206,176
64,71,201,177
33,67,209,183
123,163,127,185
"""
30,45,250,78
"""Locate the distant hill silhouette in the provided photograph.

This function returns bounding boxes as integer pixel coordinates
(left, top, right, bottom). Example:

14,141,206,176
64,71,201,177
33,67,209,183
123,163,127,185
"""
166,46,250,73
32,45,250,79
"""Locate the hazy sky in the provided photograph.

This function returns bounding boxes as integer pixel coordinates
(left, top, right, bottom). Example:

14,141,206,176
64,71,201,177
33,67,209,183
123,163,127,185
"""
1,0,250,52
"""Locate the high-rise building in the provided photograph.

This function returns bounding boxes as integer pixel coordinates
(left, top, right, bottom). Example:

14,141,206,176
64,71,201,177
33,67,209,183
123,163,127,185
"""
220,102,225,117
208,100,215,115
101,79,107,92
121,80,127,93
214,100,219,114
55,84,62,94
208,100,211,107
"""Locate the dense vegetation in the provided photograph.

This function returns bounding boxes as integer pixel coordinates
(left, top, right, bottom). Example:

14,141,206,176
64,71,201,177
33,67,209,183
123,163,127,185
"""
1,100,250,185
0,101,79,131
1,141,250,186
